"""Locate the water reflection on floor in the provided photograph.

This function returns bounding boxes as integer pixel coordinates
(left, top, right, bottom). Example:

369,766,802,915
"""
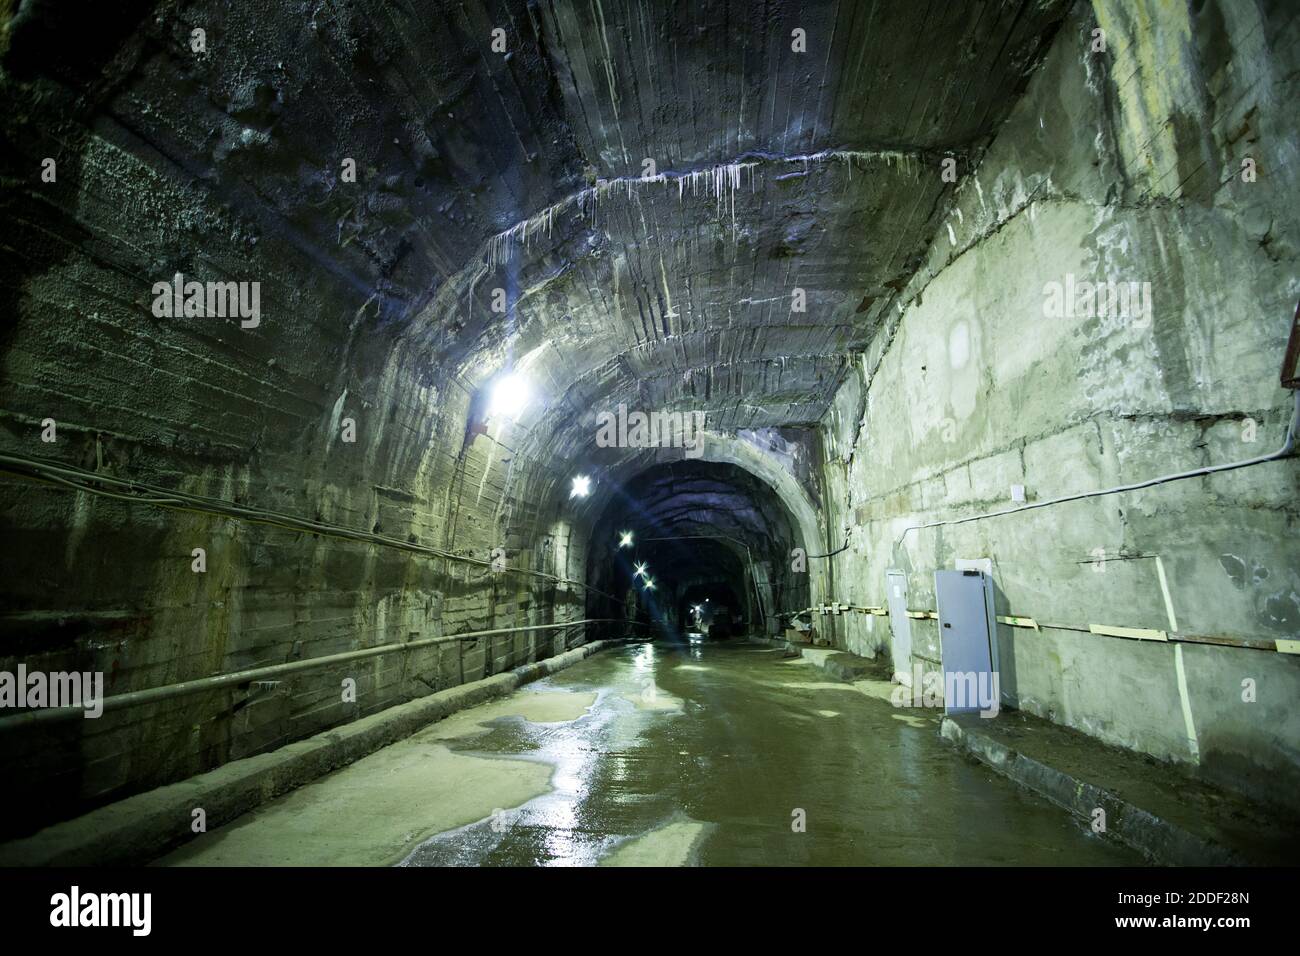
399,639,1138,867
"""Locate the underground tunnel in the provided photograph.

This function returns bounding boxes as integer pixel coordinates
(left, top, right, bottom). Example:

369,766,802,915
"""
0,0,1297,921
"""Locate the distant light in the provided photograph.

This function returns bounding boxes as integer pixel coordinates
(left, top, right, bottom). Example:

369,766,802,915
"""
570,474,591,498
643,577,655,590
618,531,633,548
633,562,647,578
488,373,530,419
704,598,710,603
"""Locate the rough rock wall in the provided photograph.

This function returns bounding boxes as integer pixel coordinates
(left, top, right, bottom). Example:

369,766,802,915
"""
818,0,1300,807
0,5,585,837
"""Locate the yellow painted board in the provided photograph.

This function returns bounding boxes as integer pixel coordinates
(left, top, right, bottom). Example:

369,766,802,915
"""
1276,639,1300,655
1089,624,1167,642
997,615,1040,631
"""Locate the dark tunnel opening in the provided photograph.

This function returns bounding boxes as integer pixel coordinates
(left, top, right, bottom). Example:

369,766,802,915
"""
678,583,745,640
583,460,810,641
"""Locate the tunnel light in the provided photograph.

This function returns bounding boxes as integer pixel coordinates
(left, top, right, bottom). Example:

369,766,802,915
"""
618,531,633,548
488,373,530,419
633,562,647,578
570,474,591,498
643,577,655,590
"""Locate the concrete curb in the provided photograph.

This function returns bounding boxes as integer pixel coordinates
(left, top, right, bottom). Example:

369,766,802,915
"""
938,715,1243,866
748,638,882,682
0,639,622,867
797,647,880,682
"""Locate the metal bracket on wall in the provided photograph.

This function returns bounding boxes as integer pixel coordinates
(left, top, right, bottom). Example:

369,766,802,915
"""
231,680,284,715
1089,624,1168,642
1282,299,1300,389
996,615,1040,631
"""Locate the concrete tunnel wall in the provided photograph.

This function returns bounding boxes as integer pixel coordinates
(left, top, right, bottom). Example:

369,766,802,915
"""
815,0,1300,809
0,9,596,834
0,274,595,837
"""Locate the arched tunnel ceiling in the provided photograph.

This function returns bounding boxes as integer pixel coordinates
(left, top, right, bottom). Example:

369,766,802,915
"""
2,0,1071,463
445,150,949,460
412,0,1075,459
600,459,800,555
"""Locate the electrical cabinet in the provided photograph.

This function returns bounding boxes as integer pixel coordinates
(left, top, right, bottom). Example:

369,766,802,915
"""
934,569,1000,715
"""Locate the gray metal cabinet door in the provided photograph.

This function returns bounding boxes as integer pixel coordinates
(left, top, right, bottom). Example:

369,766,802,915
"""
935,570,996,715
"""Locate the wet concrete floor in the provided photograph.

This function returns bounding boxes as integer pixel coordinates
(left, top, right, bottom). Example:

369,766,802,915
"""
160,639,1141,866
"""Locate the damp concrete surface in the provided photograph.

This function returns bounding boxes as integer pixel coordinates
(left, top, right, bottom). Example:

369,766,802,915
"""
158,638,1141,866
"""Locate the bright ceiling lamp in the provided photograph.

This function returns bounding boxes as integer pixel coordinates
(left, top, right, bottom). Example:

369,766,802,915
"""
570,474,591,498
618,531,633,548
633,562,647,578
488,372,530,419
